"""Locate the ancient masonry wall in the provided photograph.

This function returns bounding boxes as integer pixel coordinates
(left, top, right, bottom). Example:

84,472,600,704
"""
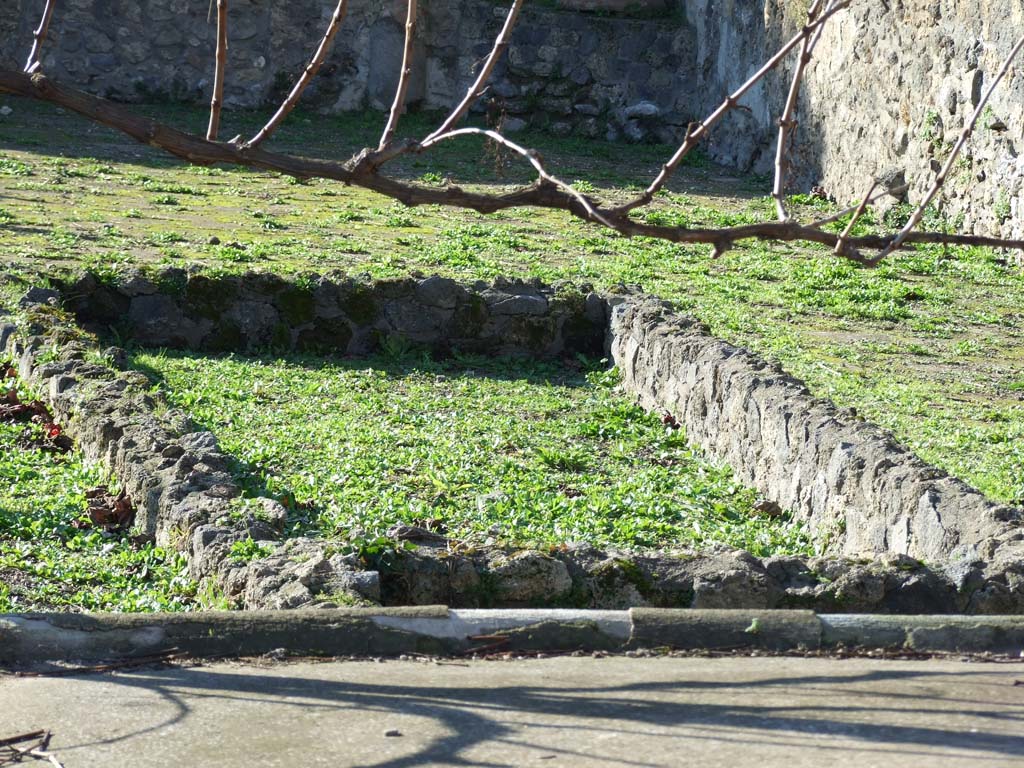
3,2,1022,238
0,0,699,144
607,298,1024,570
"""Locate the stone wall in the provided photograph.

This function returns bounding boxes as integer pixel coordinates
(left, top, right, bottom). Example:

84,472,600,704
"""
6,282,1024,613
608,297,1024,579
59,270,608,359
2,0,697,143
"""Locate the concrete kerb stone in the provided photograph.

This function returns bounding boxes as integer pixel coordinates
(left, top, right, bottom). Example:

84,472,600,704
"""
4,272,1024,614
3,609,1024,665
629,608,822,651
820,614,1024,655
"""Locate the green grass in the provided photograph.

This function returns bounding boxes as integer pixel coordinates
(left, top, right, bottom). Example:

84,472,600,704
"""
1,97,1023,504
0,383,197,612
131,349,811,557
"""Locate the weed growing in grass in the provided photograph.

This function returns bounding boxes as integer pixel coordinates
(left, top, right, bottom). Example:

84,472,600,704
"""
133,350,811,556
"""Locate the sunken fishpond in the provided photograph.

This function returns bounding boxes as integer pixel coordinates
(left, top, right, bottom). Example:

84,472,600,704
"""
3,269,1023,613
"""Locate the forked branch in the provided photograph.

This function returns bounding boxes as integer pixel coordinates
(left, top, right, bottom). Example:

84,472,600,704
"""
420,127,614,226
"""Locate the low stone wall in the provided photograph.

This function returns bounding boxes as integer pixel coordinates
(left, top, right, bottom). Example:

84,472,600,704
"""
608,298,1024,576
3,274,1024,613
60,270,608,360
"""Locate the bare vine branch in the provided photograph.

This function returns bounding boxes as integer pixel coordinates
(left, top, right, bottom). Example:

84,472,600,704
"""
6,68,1024,259
834,181,877,258
379,0,418,150
206,0,228,141
808,183,908,228
24,0,56,73
424,0,524,143
248,0,350,148
772,0,829,221
872,33,1024,263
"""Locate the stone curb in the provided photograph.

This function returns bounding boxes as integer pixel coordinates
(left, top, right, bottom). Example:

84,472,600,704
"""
3,609,1023,665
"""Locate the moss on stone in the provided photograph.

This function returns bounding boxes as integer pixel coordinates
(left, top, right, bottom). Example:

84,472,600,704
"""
276,284,316,326
451,293,489,338
341,283,379,326
296,318,353,354
205,318,244,352
185,275,237,321
270,322,292,350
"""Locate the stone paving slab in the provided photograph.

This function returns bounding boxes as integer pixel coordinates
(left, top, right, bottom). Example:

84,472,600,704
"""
2,656,1022,767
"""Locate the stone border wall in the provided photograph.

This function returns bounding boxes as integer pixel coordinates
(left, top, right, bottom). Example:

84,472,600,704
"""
3,273,1023,613
609,298,1024,572
60,270,608,360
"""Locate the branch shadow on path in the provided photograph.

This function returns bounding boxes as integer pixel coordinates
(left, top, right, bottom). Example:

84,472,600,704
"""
47,660,1024,767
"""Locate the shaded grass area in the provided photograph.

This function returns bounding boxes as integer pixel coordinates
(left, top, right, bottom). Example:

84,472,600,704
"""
1,97,1023,503
132,349,811,557
0,386,197,612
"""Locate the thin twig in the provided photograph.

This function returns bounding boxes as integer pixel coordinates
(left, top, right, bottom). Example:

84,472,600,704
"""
424,0,524,143
248,0,350,148
206,0,228,141
0,731,64,768
0,731,45,748
379,0,418,149
617,0,851,215
25,748,64,768
873,33,1024,263
834,181,878,257
24,0,56,73
461,638,510,656
773,0,828,221
420,126,614,227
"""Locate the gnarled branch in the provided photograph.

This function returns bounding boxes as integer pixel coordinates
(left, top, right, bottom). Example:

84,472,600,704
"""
5,68,1024,261
4,0,1024,268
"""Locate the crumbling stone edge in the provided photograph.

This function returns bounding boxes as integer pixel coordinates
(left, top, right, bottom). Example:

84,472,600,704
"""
2,272,1023,614
3,608,1024,665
